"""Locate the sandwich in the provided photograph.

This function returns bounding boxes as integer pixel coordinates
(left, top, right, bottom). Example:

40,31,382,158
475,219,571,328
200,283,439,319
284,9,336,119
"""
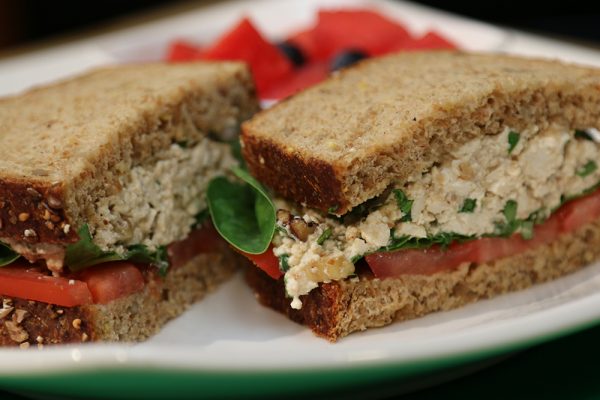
208,51,600,341
0,62,258,347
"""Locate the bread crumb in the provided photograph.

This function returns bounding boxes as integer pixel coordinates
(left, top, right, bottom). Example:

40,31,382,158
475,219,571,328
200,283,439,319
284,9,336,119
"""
72,318,81,329
19,342,30,350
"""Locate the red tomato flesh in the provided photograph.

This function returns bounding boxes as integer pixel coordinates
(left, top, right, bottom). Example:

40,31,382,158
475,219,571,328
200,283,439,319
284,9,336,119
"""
167,222,222,269
366,189,600,278
239,245,282,279
78,262,144,305
0,224,221,306
0,263,93,307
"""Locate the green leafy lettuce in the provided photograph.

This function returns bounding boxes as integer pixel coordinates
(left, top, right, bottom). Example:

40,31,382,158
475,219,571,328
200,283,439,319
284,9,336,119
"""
0,242,20,267
207,166,276,254
64,224,169,274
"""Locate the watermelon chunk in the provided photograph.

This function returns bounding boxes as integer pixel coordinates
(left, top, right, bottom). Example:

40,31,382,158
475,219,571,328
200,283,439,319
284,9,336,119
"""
286,28,320,62
261,61,329,100
166,40,203,62
312,10,413,59
200,18,293,96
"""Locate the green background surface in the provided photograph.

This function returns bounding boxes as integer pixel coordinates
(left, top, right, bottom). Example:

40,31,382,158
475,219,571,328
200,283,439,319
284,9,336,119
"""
0,322,598,400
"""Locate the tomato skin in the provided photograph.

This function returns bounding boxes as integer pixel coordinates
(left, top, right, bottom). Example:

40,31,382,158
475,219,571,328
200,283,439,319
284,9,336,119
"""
557,191,600,233
239,245,282,279
78,262,145,305
0,263,93,307
168,223,222,269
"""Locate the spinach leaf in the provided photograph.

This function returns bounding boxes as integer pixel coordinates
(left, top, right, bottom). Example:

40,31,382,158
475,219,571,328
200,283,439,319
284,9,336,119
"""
207,167,276,254
394,189,413,222
65,224,169,274
459,198,477,213
0,242,20,267
64,225,123,271
508,131,520,154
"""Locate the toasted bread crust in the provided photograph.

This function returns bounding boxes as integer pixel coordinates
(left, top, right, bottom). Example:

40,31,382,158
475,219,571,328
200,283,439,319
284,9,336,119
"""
0,181,77,244
242,135,347,213
0,247,243,346
246,218,600,341
242,52,600,214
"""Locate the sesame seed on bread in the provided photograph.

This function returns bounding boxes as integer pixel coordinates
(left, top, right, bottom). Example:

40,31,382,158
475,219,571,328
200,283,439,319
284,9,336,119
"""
242,51,600,215
0,62,259,245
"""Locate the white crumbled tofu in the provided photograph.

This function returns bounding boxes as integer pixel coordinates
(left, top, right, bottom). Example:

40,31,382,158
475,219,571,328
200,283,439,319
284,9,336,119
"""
274,124,600,309
92,137,237,252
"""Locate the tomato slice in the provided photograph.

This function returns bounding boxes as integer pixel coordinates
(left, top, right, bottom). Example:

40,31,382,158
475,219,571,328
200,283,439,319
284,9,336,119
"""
78,262,145,305
238,245,282,279
366,189,600,278
0,263,93,307
200,18,293,97
168,222,222,269
557,190,600,233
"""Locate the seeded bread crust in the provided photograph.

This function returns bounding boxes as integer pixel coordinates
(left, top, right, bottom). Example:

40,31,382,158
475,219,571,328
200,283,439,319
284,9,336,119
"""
0,248,241,346
0,62,258,244
246,218,600,341
242,52,600,215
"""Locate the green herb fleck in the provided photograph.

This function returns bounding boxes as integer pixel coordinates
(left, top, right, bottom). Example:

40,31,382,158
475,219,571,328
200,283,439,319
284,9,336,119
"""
459,198,477,213
508,131,520,154
520,220,534,240
327,205,339,214
394,189,413,222
317,228,332,245
0,242,20,267
176,140,188,148
575,130,593,141
576,160,598,177
503,200,518,221
279,254,290,272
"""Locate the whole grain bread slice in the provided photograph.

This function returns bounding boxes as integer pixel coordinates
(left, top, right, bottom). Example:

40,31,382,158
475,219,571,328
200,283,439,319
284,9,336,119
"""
246,217,600,341
242,51,600,215
0,245,242,346
0,62,258,245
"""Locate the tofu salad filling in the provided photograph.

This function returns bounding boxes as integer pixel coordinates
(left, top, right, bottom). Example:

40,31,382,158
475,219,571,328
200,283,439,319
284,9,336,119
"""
0,135,238,276
270,125,600,309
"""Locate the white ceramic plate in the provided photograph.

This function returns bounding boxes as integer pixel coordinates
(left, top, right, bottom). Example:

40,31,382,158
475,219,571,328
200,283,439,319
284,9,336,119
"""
1,1,600,398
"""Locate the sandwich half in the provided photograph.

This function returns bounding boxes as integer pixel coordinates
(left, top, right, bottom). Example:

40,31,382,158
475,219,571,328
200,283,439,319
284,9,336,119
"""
0,62,258,347
213,51,600,341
